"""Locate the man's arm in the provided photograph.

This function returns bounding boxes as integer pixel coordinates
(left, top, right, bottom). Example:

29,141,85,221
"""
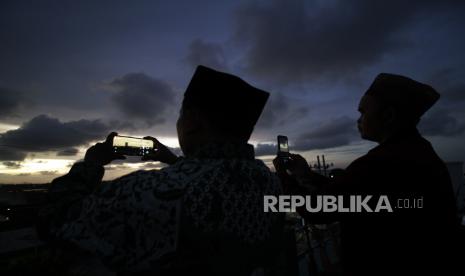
273,154,334,194
37,132,123,240
36,133,182,272
36,161,105,240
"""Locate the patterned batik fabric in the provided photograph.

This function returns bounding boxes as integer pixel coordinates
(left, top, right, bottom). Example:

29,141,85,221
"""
38,142,283,272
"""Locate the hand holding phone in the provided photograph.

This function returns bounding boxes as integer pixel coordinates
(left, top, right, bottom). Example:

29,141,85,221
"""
273,135,291,175
140,136,179,165
277,135,290,161
84,132,126,166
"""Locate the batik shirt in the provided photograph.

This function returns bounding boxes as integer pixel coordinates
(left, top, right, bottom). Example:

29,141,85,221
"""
38,142,283,274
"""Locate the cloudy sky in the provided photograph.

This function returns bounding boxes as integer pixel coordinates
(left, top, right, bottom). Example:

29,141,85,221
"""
1,0,465,183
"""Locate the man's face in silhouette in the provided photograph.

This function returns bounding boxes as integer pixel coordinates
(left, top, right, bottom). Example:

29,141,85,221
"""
357,95,385,142
176,106,194,156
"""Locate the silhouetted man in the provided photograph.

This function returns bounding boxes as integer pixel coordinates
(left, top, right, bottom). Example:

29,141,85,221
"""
37,65,284,275
275,73,459,275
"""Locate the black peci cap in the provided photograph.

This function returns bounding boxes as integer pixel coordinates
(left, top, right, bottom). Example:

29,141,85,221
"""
365,73,440,119
183,65,270,139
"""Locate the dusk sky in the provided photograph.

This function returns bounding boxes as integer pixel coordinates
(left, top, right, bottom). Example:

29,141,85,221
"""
1,0,465,183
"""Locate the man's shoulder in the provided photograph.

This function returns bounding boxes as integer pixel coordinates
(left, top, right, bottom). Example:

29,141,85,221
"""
346,153,378,172
111,157,276,191
106,159,217,193
348,141,401,170
177,157,279,192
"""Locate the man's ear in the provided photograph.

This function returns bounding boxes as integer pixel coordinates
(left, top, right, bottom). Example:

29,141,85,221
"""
382,106,397,126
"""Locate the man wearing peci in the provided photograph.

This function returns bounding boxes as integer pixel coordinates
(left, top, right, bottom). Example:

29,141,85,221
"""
37,65,284,275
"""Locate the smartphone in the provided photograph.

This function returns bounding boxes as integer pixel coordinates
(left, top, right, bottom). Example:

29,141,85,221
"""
112,135,154,156
277,135,290,162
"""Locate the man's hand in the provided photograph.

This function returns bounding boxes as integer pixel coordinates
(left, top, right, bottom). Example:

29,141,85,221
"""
141,136,179,165
273,154,311,176
274,154,317,194
84,132,126,166
273,155,288,177
287,154,313,179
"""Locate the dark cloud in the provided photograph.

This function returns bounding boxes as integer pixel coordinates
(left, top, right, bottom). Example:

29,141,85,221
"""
419,68,465,138
254,143,277,156
2,161,21,169
56,148,79,156
0,114,124,160
419,109,465,137
257,93,309,128
258,93,290,128
442,83,465,103
0,87,29,119
428,67,465,103
233,0,463,84
185,39,228,71
0,148,27,161
293,116,358,150
108,73,177,126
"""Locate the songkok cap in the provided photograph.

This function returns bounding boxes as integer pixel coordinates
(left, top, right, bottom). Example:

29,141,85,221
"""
183,65,270,138
365,73,440,119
